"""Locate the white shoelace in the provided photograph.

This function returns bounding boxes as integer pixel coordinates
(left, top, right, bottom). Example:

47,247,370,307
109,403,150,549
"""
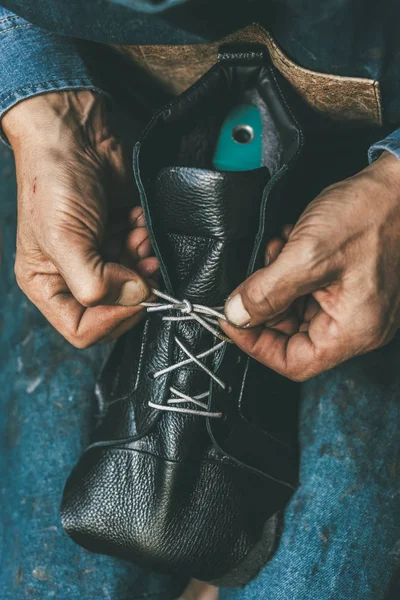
141,289,232,419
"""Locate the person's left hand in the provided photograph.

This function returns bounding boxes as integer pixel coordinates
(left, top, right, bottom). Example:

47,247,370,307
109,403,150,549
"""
222,151,400,381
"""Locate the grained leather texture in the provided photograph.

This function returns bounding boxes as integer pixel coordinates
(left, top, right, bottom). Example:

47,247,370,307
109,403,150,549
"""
62,449,281,580
61,47,303,585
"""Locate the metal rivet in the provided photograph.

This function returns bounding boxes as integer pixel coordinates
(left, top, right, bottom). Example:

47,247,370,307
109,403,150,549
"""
232,124,254,144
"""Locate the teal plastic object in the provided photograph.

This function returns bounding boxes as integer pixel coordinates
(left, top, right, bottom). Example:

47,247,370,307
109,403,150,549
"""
212,103,263,171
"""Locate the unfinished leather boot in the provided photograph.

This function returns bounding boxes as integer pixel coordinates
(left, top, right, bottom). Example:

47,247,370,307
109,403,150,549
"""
61,44,305,587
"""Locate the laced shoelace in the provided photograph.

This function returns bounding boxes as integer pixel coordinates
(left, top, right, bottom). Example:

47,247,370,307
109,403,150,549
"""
141,289,232,419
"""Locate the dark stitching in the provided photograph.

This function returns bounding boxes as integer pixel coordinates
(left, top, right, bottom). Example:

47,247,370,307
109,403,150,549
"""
0,15,21,26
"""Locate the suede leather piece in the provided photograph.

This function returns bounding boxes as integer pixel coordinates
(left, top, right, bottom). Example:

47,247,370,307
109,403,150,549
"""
112,24,382,125
3,0,400,123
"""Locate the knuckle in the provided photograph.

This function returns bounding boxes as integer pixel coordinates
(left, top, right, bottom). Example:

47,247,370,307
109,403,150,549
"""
75,282,108,307
285,367,314,382
62,317,95,349
322,182,340,196
245,270,277,312
290,367,320,382
288,372,307,383
296,240,323,271
14,261,27,291
66,330,93,350
288,347,329,382
73,339,93,350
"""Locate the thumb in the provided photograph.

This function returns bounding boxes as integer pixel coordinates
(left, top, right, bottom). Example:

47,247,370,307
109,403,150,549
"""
225,243,322,327
53,239,149,308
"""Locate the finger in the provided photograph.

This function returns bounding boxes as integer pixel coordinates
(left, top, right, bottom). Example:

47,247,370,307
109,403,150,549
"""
126,227,152,261
225,241,332,328
119,243,159,275
266,296,307,331
99,311,146,344
136,256,160,278
222,304,353,381
220,320,319,381
303,296,320,322
282,224,295,241
103,207,149,263
25,272,147,348
129,206,146,228
103,227,151,263
51,233,149,308
221,320,312,379
265,237,285,266
267,314,299,336
292,295,307,320
263,237,289,323
264,307,293,328
102,232,125,262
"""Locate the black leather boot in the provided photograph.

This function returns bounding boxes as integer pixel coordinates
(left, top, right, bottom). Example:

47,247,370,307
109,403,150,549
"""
61,44,304,587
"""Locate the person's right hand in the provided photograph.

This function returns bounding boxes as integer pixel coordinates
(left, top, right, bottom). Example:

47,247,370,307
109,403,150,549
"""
3,90,159,347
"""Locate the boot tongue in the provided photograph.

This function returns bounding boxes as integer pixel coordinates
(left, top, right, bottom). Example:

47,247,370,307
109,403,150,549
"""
152,166,269,304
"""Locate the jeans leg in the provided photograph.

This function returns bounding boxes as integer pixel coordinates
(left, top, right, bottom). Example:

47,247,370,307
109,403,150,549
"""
0,145,185,599
220,336,400,600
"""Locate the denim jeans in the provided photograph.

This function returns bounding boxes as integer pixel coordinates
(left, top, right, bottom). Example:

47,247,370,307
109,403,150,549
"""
1,127,400,599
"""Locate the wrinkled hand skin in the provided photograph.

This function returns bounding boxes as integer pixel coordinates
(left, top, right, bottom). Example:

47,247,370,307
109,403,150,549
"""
223,151,400,381
3,91,159,348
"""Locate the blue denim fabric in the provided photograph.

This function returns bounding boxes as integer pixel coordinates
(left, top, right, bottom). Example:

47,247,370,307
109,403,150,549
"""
1,139,400,599
220,354,400,600
1,2,400,161
0,6,108,144
109,0,188,13
3,0,400,125
369,128,400,162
